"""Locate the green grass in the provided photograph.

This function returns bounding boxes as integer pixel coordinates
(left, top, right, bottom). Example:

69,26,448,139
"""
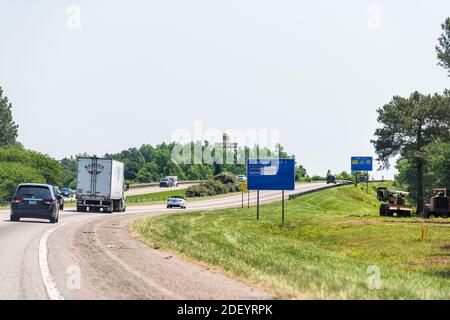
130,184,450,299
127,189,187,205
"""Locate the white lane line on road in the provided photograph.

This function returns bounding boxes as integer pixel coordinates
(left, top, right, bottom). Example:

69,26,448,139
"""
39,224,65,300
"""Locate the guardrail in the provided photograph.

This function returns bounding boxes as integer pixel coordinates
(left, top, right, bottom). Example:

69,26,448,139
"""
288,180,388,200
288,181,353,200
128,180,207,189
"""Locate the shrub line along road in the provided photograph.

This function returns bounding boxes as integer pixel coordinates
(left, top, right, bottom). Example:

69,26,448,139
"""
0,182,330,300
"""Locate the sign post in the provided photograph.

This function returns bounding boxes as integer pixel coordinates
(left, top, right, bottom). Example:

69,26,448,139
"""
257,190,260,220
247,159,295,223
239,180,248,209
351,156,373,193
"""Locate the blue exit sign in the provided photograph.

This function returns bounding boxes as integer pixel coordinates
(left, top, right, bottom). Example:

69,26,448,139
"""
351,156,373,171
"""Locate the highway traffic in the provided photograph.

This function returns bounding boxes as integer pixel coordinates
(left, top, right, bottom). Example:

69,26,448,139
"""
1,2,449,308
0,182,330,300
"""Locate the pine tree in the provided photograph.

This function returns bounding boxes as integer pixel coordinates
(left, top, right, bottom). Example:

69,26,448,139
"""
0,87,19,147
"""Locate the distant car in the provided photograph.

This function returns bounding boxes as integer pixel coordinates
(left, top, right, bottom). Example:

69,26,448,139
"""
53,186,65,210
237,175,247,182
160,178,173,188
60,188,74,198
326,175,337,184
10,183,61,223
167,196,187,209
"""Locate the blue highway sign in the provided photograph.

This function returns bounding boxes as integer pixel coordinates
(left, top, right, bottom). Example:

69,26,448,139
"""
351,156,373,171
247,158,295,190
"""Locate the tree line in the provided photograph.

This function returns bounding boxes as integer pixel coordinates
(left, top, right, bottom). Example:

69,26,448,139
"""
0,88,63,203
372,18,450,214
60,143,298,188
1,18,449,210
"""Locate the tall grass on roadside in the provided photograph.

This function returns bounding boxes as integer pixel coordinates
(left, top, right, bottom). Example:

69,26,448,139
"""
131,184,450,299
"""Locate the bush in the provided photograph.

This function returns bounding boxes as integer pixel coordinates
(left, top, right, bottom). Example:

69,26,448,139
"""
205,180,229,195
186,177,237,198
186,184,212,197
213,171,240,192
213,172,237,185
0,146,62,186
300,176,312,183
0,162,45,204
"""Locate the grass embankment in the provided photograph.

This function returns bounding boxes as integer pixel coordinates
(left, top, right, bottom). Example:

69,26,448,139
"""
127,189,187,205
130,184,450,299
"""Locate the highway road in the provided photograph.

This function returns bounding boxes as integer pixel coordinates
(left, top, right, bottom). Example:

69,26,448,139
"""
0,182,330,300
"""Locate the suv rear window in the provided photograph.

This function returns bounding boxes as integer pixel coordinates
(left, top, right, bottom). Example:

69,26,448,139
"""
15,186,52,199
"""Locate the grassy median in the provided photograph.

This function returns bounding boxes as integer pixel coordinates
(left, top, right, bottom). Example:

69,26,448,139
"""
130,185,450,299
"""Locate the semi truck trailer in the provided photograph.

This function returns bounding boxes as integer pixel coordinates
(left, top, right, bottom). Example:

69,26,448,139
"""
76,157,126,213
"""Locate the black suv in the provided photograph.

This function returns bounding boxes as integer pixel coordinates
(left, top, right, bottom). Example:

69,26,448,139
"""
10,184,61,223
160,178,173,188
326,175,337,184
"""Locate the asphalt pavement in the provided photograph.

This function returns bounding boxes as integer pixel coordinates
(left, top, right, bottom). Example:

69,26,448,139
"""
0,182,329,300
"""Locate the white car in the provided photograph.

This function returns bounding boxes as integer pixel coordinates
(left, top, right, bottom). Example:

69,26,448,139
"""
237,175,247,182
167,196,187,209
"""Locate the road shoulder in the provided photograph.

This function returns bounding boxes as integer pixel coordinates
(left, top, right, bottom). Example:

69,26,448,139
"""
48,212,273,299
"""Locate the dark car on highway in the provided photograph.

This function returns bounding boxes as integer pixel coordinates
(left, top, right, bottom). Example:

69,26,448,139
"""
326,175,337,184
60,188,74,198
10,184,61,223
160,178,173,188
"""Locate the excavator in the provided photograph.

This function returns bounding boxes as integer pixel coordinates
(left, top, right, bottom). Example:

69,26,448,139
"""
376,187,413,217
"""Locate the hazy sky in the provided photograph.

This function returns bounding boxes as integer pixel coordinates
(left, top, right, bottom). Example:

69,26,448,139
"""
1,1,449,178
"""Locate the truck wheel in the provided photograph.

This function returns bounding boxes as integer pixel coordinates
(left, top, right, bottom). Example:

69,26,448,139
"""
10,215,20,222
379,204,388,216
112,200,118,212
49,217,57,224
105,205,114,214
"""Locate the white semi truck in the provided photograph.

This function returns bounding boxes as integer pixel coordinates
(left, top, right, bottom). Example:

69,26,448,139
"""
76,157,126,213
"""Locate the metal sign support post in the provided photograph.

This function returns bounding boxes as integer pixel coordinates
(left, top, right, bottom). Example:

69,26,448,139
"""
241,190,244,208
355,171,358,187
257,190,260,220
247,158,295,222
247,191,250,208
282,190,285,224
